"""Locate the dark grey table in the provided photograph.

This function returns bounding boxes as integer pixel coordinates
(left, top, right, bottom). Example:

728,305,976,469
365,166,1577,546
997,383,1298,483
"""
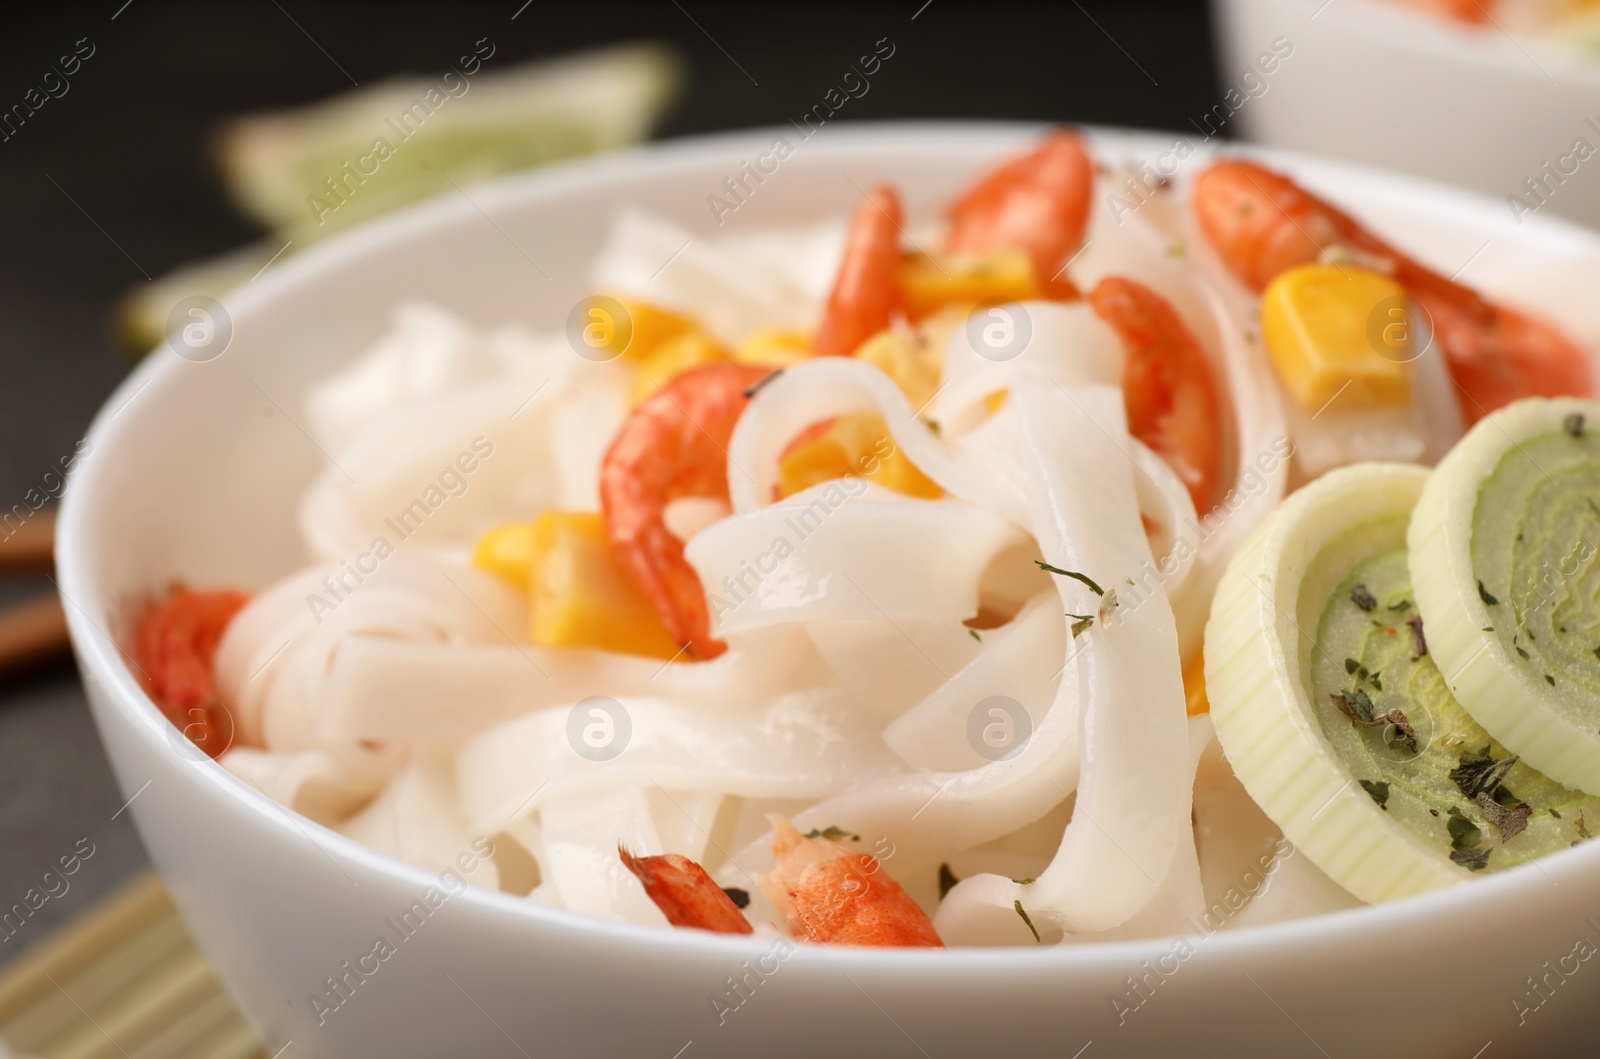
0,0,1220,967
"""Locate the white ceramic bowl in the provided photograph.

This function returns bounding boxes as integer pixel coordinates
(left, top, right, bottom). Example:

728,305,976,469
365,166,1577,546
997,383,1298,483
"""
1217,0,1600,229
57,123,1600,1058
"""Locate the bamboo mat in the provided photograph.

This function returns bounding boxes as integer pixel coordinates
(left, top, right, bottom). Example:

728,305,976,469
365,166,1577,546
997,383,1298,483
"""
0,873,266,1059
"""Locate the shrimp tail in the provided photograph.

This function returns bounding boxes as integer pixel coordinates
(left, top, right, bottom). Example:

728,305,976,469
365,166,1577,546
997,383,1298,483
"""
620,846,754,934
814,184,904,358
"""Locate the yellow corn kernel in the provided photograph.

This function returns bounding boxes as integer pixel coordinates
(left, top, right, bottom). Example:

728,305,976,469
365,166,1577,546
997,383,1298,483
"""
581,293,697,364
1183,648,1209,717
852,329,940,409
777,413,942,500
471,522,539,587
735,327,813,368
526,511,682,660
1260,265,1413,411
899,249,1039,322
628,331,732,406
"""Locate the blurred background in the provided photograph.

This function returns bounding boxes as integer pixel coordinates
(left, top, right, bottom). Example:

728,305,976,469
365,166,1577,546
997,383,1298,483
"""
3,0,1600,1051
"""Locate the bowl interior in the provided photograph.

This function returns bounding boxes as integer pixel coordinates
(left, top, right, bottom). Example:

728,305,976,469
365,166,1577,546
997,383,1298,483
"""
57,121,1600,962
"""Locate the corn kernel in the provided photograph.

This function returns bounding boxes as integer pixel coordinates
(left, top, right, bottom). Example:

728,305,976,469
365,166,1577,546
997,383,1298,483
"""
471,522,539,587
588,294,697,363
777,413,942,500
852,329,941,409
525,511,682,659
1260,265,1413,411
899,249,1039,322
628,331,732,406
735,327,813,368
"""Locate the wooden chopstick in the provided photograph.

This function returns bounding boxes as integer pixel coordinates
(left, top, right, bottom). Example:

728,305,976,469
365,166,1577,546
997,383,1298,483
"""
0,592,70,680
0,507,56,572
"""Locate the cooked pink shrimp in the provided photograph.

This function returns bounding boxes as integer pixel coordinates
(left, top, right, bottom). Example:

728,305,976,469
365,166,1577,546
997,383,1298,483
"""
1089,276,1222,511
758,818,943,948
601,362,772,660
619,846,754,934
945,128,1095,299
1193,159,1591,420
814,184,904,359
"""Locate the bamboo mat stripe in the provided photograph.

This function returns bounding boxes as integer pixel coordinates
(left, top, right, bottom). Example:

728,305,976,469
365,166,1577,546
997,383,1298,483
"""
0,873,265,1059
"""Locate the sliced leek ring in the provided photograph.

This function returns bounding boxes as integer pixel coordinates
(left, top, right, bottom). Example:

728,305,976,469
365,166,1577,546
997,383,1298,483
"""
1208,462,1598,902
1409,396,1600,794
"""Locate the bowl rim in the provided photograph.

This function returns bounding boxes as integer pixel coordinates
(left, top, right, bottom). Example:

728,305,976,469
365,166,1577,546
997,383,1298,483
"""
1231,0,1600,88
56,118,1600,971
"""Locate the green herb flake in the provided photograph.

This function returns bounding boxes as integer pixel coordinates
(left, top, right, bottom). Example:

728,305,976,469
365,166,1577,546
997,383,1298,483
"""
1564,412,1586,438
1546,674,1557,687
1035,560,1104,597
1344,658,1361,675
1479,580,1500,607
1449,747,1519,800
1014,900,1042,943
968,628,982,643
1350,584,1379,612
1551,808,1563,819
1450,846,1492,872
805,826,861,842
1579,811,1592,840
1447,813,1483,852
1359,780,1391,810
1388,599,1412,612
938,862,960,899
1011,876,1036,886
1516,646,1531,660
1068,613,1094,639
1331,689,1377,724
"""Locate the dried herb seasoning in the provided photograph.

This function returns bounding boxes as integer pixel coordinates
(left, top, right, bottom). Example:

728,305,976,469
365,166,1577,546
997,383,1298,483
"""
1359,780,1390,810
805,826,860,842
1474,792,1531,842
1478,580,1500,606
1449,747,1519,800
1564,412,1586,438
1034,560,1104,596
1406,614,1428,657
722,887,751,909
1350,583,1378,612
1013,900,1041,943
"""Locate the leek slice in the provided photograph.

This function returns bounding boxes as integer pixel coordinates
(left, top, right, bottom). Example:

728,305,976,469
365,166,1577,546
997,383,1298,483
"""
1208,462,1598,903
1409,396,1600,793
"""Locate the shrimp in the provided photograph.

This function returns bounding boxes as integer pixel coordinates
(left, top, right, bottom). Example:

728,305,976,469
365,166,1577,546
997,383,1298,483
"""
814,185,903,359
1193,159,1591,419
601,361,772,660
1089,276,1221,512
619,846,754,934
946,128,1095,298
135,587,249,758
757,818,943,947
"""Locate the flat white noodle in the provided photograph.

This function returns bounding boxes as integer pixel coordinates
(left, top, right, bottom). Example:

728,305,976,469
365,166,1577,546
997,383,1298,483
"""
932,299,1125,436
802,620,983,729
214,556,525,753
586,210,823,343
538,787,669,924
219,743,398,827
299,364,626,562
685,480,1025,637
455,687,900,835
882,594,1062,772
317,627,830,742
339,748,500,891
934,714,1211,946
